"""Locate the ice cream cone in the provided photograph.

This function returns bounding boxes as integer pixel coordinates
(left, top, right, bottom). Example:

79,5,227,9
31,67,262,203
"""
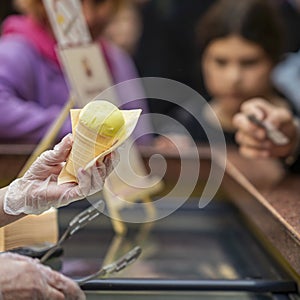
58,100,142,185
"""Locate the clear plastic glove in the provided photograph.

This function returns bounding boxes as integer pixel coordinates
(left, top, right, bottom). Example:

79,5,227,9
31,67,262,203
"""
0,252,85,300
4,134,116,215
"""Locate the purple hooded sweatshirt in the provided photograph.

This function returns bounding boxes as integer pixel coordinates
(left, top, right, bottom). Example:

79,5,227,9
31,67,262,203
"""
0,15,152,144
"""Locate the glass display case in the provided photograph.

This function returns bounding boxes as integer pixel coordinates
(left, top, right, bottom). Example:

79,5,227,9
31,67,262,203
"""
58,198,299,299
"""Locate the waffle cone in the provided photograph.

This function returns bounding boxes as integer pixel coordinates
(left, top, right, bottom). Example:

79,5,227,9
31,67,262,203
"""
65,121,118,178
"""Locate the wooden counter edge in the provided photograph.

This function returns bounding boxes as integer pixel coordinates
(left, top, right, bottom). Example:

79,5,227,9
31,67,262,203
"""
223,158,300,280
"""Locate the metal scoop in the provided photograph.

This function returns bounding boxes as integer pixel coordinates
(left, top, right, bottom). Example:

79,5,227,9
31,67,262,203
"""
40,200,104,263
75,246,142,285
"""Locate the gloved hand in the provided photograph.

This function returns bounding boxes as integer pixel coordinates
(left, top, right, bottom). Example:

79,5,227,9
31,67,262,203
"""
4,134,116,215
0,252,85,300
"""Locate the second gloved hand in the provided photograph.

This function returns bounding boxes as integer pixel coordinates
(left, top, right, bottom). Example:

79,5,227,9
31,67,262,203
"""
0,252,85,300
4,134,116,215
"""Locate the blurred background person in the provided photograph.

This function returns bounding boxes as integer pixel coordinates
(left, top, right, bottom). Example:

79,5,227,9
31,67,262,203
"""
104,0,143,56
232,0,300,170
136,0,293,149
165,0,292,146
0,0,153,145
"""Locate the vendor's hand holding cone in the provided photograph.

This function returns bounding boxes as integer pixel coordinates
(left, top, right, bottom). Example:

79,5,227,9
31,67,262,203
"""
58,100,141,184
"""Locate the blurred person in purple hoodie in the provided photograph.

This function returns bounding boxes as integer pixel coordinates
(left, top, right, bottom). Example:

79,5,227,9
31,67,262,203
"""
0,0,153,144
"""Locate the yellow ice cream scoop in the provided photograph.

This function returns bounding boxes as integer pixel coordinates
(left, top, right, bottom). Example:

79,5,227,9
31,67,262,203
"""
58,100,142,184
79,100,125,137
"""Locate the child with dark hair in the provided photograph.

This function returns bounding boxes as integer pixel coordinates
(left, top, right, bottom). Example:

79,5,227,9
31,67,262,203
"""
190,0,291,143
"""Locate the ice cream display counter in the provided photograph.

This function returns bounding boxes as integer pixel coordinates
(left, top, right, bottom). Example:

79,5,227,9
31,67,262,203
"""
58,198,298,299
0,144,300,299
55,145,300,299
